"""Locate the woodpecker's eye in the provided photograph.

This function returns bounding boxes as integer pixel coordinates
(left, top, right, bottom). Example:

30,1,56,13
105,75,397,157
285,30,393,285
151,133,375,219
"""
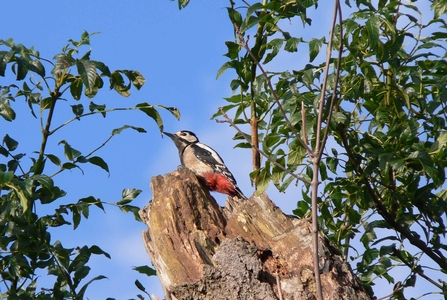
181,132,187,136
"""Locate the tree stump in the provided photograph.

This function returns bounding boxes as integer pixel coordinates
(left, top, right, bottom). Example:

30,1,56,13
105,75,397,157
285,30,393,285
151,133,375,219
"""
139,168,371,300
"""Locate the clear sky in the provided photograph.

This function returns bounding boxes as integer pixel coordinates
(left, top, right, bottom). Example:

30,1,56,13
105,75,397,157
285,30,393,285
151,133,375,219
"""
2,1,281,298
0,1,441,299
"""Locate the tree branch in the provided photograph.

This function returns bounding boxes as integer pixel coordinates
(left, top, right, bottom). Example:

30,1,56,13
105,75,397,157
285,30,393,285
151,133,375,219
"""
218,108,311,185
234,24,314,156
310,2,342,299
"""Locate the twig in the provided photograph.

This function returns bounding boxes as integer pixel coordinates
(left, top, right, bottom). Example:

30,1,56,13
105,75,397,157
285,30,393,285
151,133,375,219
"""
311,1,342,300
319,0,343,161
276,273,283,300
301,102,312,159
376,282,403,300
392,247,444,290
314,0,342,162
49,106,148,135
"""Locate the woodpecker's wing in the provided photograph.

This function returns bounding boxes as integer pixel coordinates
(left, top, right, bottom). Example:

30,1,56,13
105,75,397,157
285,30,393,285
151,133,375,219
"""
191,142,238,183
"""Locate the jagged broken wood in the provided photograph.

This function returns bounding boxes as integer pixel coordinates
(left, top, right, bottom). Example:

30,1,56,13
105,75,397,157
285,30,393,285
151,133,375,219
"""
139,168,371,300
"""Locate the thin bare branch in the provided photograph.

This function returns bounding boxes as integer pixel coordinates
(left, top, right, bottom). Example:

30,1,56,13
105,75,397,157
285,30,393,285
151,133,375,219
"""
320,0,343,159
276,273,283,300
311,2,342,300
49,107,141,135
315,0,342,162
301,101,312,159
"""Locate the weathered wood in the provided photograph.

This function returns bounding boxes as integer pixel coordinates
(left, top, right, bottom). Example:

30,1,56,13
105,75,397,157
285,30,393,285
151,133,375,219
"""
139,168,372,300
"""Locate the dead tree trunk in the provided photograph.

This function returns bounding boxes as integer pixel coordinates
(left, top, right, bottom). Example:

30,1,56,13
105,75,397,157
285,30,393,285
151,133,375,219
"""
139,168,372,300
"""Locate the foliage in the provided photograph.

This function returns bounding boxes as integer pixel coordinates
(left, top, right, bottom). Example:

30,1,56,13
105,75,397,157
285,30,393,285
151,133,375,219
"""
0,32,174,298
185,0,447,298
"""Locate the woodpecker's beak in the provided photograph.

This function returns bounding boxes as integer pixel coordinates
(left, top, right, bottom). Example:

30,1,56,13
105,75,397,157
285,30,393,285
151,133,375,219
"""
163,131,184,153
163,131,174,139
163,131,179,144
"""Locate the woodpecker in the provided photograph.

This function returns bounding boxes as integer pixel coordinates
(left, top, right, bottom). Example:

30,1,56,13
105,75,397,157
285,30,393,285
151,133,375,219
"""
164,130,247,199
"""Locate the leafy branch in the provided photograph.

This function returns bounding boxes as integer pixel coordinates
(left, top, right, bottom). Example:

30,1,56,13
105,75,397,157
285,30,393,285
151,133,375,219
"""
218,108,311,185
212,0,447,298
219,1,344,299
0,32,168,298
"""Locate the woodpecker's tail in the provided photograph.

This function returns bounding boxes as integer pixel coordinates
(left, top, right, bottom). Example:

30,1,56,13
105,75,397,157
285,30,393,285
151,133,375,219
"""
234,186,247,200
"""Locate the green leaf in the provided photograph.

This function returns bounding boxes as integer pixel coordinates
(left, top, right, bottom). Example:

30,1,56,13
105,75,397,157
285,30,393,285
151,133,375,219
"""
62,162,77,170
76,59,97,91
71,104,84,117
247,2,263,17
224,41,241,59
118,188,142,205
109,71,130,97
78,195,105,212
240,15,260,33
136,103,163,132
40,97,53,112
234,142,252,149
293,200,310,217
285,37,301,53
216,61,233,79
308,37,325,62
429,131,447,154
16,57,29,80
121,70,146,90
326,156,338,173
88,156,109,175
77,275,108,299
17,57,45,78
264,38,284,64
431,0,447,18
53,53,75,74
0,146,8,157
177,0,190,9
133,265,157,277
111,125,147,136
3,134,18,151
288,146,306,167
32,174,54,190
0,98,16,121
365,16,380,50
91,60,111,76
119,204,142,222
70,78,83,100
31,59,45,77
158,105,181,120
255,167,271,195
135,279,146,292
89,101,106,117
0,170,14,184
0,50,15,76
89,245,111,259
227,7,242,27
58,140,82,161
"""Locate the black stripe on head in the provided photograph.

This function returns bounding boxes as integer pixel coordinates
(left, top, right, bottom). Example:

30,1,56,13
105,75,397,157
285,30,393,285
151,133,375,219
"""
176,130,199,144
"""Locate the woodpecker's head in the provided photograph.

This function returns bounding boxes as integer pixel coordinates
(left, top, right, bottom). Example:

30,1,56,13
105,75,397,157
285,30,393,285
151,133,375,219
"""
164,130,199,143
164,130,199,151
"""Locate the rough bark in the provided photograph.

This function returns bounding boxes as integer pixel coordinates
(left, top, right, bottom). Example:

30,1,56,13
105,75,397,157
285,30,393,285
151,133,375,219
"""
139,168,372,300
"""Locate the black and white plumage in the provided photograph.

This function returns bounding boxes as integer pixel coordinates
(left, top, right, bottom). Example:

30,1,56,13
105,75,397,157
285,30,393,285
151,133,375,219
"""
164,130,247,199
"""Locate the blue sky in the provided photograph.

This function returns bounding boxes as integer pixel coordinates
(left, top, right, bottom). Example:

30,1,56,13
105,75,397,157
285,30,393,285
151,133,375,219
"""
1,1,273,298
1,1,442,299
